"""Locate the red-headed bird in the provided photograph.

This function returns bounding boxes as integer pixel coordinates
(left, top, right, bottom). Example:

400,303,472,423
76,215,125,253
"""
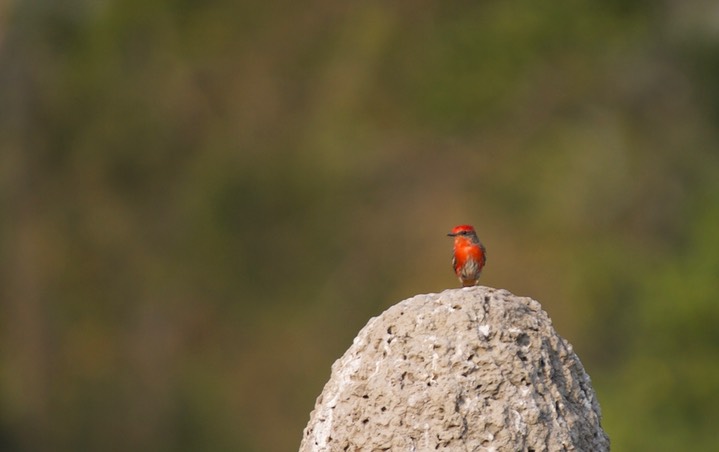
447,224,487,287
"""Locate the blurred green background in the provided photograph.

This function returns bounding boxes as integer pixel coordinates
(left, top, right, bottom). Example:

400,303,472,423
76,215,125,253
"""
2,1,719,451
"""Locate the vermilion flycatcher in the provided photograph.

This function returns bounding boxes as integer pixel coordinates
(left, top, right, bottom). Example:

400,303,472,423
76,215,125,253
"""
447,224,487,287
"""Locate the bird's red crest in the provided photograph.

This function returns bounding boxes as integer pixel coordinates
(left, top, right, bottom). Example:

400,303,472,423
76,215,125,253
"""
450,224,476,235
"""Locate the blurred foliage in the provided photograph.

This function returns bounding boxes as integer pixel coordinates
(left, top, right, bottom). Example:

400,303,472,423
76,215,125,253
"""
1,0,719,451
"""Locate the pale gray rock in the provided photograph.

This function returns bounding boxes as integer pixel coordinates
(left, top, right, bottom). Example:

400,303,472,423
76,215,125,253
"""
300,286,609,452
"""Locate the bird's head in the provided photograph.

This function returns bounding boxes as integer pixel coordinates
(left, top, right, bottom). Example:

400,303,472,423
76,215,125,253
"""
447,224,477,238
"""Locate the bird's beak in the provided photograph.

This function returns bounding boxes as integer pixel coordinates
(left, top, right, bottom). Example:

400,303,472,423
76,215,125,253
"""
447,232,456,237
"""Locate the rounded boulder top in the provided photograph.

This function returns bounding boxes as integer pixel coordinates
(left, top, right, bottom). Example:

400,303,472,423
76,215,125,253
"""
300,286,609,452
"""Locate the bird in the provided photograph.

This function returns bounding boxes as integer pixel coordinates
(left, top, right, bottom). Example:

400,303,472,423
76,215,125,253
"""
447,224,487,287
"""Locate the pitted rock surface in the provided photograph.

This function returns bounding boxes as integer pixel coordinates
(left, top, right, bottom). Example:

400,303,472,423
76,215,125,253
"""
300,286,609,451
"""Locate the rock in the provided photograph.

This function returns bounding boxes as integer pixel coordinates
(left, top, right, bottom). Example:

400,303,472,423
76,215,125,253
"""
300,286,609,452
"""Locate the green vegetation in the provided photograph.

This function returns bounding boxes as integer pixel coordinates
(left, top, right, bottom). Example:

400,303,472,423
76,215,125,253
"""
1,1,718,450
